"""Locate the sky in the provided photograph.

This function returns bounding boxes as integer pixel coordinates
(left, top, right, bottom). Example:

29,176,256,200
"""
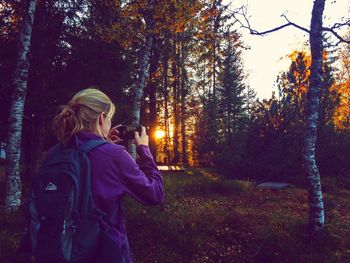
225,0,350,99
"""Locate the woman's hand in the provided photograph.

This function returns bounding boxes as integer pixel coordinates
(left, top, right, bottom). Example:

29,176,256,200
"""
135,126,148,146
108,124,123,144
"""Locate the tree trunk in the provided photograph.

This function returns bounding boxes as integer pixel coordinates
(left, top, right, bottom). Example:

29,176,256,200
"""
303,0,325,233
147,41,160,159
172,36,180,164
22,115,45,180
164,99,170,164
212,26,217,100
212,2,219,101
162,33,171,164
22,115,34,180
130,0,155,157
180,40,188,165
32,117,47,174
5,0,37,210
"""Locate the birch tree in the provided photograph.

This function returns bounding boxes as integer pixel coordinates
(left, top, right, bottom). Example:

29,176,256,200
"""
234,0,350,233
5,0,37,210
129,0,155,157
131,0,155,125
303,0,325,233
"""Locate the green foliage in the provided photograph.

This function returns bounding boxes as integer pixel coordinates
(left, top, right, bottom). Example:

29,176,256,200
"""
244,51,348,181
1,0,138,177
193,29,248,170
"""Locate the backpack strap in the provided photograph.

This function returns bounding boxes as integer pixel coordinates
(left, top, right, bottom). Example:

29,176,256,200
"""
77,139,118,228
50,135,108,154
76,139,109,216
78,139,109,153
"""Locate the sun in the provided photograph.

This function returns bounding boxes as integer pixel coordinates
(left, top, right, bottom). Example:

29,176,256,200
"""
155,129,165,140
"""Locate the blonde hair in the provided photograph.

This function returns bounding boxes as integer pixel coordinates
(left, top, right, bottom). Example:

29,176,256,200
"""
53,88,115,143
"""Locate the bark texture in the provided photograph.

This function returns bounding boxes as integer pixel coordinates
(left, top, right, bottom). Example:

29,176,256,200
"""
130,0,155,158
5,0,37,210
303,0,325,232
131,0,155,125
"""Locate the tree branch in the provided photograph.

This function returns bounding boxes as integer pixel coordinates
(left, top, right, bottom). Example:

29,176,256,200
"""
231,6,310,36
322,26,350,46
232,5,350,47
330,19,350,30
280,13,310,34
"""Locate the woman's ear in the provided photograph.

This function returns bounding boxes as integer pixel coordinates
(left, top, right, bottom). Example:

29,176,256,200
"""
99,112,107,126
99,113,104,126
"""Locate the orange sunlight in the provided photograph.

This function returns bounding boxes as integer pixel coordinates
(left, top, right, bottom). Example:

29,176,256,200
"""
155,129,165,140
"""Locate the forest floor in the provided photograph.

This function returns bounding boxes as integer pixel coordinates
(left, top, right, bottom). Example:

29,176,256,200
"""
1,167,350,262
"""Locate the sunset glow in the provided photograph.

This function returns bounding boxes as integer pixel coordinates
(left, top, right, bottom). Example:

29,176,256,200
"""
155,129,165,140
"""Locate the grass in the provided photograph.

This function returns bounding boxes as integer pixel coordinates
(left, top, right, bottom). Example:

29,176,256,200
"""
0,209,25,263
125,168,350,262
1,167,350,262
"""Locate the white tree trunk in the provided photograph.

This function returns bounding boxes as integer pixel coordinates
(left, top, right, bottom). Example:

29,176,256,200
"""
303,0,325,233
5,0,37,210
130,0,155,158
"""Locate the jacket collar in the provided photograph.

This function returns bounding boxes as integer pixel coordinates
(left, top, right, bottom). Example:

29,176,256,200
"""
77,130,103,140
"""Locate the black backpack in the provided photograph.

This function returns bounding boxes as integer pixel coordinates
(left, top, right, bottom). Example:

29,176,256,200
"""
22,136,123,263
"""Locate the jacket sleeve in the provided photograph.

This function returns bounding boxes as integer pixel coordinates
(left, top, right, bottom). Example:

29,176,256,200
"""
115,145,164,205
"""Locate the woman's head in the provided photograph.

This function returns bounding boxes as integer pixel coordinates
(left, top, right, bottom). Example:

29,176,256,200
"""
53,88,115,143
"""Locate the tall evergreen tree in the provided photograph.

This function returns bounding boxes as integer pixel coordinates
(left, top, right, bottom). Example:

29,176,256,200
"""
192,0,234,166
216,30,246,169
219,31,246,137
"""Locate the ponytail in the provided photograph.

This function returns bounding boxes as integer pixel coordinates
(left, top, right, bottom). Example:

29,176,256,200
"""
52,88,115,143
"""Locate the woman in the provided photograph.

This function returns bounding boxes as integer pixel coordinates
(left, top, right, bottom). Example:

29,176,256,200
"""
52,88,164,262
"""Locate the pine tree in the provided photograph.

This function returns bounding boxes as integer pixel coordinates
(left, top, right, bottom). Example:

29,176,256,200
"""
219,30,246,138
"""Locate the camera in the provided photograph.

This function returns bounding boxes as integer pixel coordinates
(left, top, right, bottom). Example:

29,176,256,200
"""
117,125,142,140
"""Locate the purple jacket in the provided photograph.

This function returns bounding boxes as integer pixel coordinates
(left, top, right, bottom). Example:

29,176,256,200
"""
57,131,164,262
